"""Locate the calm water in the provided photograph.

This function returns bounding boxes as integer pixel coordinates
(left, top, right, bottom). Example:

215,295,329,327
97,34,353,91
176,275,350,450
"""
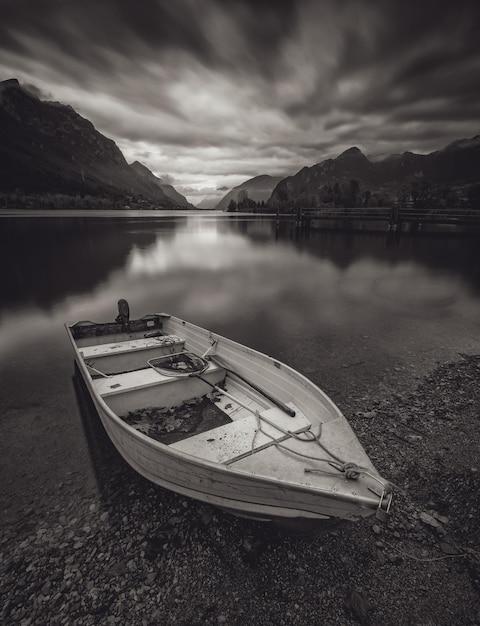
1,211,480,525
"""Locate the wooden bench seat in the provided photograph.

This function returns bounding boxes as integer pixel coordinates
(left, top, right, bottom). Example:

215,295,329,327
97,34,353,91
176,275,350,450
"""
80,335,184,359
93,360,226,414
93,360,223,396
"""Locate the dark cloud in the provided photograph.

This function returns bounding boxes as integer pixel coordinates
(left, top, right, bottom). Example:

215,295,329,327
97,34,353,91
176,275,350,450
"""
1,0,480,202
0,0,298,78
281,0,480,124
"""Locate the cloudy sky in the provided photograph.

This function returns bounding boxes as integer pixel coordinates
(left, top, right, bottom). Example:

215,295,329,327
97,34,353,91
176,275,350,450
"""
1,0,480,205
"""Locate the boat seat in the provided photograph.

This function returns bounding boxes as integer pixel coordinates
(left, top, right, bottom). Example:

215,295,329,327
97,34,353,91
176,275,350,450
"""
80,335,184,360
93,360,226,414
169,404,311,464
93,359,223,396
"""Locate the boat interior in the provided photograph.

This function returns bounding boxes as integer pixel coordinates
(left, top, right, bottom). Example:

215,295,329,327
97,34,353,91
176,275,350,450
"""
70,308,313,464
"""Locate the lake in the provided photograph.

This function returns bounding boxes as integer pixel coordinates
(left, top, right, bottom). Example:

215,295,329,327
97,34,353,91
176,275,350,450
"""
1,210,480,526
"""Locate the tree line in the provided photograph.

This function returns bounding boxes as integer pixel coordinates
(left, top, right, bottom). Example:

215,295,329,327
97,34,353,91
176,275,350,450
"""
262,179,480,212
0,192,168,210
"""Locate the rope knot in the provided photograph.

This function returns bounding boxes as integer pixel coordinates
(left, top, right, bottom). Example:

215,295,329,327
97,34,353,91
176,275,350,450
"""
342,462,360,480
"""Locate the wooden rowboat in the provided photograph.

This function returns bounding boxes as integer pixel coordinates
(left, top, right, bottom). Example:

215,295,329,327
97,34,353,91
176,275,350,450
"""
66,300,392,532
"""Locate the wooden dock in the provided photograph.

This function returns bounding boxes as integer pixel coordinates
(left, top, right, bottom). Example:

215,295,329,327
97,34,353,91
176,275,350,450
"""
292,206,480,232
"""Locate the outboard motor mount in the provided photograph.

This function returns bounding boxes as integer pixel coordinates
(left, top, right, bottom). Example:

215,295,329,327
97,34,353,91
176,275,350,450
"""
116,298,130,331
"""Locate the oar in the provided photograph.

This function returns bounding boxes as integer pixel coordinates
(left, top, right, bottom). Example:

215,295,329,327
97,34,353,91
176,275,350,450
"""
194,373,256,413
208,356,296,417
85,362,110,378
195,374,317,447
194,373,300,435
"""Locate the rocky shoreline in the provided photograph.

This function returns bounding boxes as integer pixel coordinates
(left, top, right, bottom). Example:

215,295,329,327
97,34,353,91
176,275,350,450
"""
1,355,480,625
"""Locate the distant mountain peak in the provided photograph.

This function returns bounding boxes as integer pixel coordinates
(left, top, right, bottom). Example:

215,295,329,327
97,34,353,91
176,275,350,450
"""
0,78,41,101
336,146,367,159
442,135,480,151
129,160,195,208
214,174,284,211
131,159,148,170
0,78,20,88
130,160,163,183
243,174,277,183
0,78,35,102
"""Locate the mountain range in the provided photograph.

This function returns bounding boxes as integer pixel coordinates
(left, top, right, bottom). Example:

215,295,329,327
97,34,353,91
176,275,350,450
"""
1,77,479,211
0,78,192,208
269,138,480,209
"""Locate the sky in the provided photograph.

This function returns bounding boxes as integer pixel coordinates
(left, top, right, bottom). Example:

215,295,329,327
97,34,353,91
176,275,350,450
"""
1,0,480,206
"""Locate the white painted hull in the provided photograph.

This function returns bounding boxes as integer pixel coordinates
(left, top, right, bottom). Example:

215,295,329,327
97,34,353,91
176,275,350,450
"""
66,311,392,528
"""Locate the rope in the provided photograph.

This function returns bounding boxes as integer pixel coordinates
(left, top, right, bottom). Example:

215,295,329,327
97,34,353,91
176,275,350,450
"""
382,540,467,563
195,369,392,492
249,417,362,479
155,336,177,353
252,418,392,491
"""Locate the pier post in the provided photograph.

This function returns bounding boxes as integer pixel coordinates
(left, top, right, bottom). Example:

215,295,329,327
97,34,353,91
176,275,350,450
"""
389,205,400,231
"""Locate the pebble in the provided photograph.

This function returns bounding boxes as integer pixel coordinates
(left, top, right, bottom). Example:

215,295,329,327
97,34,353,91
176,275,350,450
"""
376,549,386,565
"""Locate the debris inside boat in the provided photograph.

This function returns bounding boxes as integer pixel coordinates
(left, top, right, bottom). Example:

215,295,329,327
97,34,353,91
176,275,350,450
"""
121,391,233,445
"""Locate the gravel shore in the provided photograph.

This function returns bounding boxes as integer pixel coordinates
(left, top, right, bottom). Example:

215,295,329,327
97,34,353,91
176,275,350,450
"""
1,354,480,625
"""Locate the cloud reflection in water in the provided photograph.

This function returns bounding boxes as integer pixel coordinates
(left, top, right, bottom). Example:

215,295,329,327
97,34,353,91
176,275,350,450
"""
127,219,250,275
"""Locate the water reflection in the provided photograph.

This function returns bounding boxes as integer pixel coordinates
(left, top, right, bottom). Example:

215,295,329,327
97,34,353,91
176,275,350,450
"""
1,214,480,354
127,217,252,275
287,228,480,296
2,214,479,314
369,263,458,310
0,217,156,310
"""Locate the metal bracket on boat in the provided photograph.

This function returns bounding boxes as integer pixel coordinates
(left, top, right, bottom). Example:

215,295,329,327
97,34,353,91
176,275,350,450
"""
375,489,393,522
202,338,218,360
115,298,131,332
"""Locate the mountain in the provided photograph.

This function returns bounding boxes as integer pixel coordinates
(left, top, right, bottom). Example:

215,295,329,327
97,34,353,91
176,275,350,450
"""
0,78,180,207
269,137,480,209
196,196,219,209
129,161,196,209
214,175,284,211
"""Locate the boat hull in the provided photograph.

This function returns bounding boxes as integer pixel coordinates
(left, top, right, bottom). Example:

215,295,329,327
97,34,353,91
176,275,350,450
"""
67,312,392,527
